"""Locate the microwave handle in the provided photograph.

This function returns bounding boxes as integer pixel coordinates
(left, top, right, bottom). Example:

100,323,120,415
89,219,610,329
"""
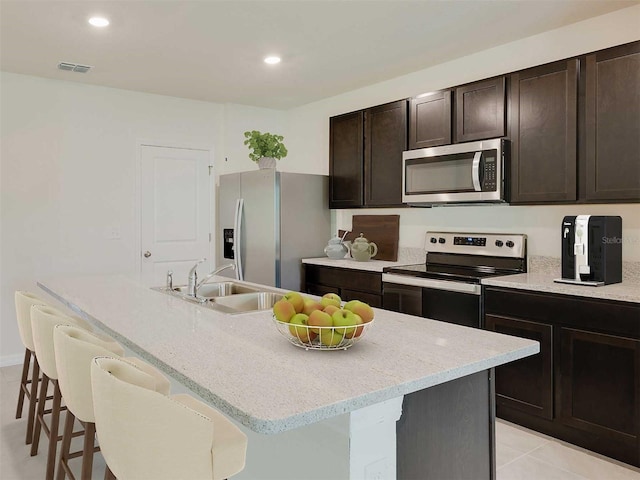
472,151,482,191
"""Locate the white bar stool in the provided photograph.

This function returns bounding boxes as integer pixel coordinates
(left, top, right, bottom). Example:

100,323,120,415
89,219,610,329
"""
54,325,171,480
91,356,248,480
30,305,96,480
14,290,49,445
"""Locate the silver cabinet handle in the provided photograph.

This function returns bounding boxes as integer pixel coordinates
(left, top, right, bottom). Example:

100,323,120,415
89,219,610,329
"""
143,251,152,258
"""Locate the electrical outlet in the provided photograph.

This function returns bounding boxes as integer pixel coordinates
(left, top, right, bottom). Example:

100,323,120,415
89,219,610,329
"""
109,227,121,240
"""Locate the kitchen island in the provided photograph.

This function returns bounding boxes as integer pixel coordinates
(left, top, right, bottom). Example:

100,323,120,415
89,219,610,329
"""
39,274,538,480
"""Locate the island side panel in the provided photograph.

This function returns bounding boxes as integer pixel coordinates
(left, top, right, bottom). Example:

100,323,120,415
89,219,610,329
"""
397,369,496,480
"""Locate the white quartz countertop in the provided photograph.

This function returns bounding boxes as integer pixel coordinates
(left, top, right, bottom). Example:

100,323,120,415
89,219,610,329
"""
39,274,538,434
302,257,415,272
482,272,640,304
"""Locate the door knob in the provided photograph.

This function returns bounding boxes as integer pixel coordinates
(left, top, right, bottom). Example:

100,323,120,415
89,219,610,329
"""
143,251,152,258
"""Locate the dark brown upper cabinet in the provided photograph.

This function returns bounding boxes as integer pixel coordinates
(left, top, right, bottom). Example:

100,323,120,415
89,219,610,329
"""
509,59,578,203
408,90,452,149
584,42,640,202
455,77,506,143
329,100,407,209
365,100,407,206
329,111,364,208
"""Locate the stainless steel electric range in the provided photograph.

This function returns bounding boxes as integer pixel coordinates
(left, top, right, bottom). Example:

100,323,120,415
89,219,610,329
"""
382,232,527,328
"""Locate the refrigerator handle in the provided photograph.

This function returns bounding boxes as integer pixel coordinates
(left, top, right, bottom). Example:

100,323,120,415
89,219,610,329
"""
234,198,244,281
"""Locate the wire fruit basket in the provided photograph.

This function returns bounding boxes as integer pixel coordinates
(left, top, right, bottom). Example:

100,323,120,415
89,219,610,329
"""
272,316,374,351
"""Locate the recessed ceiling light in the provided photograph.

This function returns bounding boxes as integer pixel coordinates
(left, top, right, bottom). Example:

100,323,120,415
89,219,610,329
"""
89,17,109,27
264,56,281,65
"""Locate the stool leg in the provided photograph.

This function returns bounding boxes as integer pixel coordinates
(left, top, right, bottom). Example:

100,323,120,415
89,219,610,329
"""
30,372,48,454
56,409,75,480
104,466,116,480
81,422,96,480
44,380,62,480
26,354,40,445
15,348,31,419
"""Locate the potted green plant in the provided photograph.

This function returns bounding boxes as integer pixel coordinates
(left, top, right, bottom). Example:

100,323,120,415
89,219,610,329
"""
243,130,288,169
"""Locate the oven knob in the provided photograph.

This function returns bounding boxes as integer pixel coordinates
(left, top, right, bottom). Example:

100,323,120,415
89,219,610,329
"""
506,240,515,248
495,240,504,247
430,237,437,244
438,237,446,244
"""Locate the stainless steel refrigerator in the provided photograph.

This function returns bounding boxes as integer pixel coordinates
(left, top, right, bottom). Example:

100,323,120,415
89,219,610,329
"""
216,169,330,291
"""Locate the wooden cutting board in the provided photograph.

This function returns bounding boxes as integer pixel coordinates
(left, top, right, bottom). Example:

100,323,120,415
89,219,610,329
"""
339,215,400,261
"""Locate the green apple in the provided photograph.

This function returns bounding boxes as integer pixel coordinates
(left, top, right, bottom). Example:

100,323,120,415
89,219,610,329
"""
320,293,341,308
307,310,333,334
331,309,360,337
343,299,361,311
344,314,364,338
288,313,316,343
283,291,305,313
318,328,344,347
302,299,323,316
346,300,374,324
273,299,296,323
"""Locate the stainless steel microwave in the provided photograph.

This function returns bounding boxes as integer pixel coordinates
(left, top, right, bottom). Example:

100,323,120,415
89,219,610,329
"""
402,138,508,205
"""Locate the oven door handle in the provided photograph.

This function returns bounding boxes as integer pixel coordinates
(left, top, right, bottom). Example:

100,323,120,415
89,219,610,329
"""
472,151,482,192
382,274,481,295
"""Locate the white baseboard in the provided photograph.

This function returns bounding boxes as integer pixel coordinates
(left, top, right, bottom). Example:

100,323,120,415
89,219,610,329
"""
1,354,24,367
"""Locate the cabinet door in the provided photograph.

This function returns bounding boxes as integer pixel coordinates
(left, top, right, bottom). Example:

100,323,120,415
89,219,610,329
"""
364,100,407,206
329,111,364,208
408,90,452,149
382,283,422,316
509,59,578,203
585,41,640,202
485,315,554,420
455,77,506,143
560,327,639,463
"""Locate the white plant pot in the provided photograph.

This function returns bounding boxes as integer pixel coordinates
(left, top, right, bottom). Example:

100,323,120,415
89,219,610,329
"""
258,157,277,169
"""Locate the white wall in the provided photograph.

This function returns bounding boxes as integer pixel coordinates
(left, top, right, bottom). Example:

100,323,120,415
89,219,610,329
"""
0,73,283,363
283,5,640,261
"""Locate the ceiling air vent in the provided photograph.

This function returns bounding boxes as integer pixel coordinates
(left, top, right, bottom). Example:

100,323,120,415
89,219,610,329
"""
57,62,92,73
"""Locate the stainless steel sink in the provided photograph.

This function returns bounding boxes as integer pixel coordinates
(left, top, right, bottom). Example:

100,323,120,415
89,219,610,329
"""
152,282,282,315
172,282,259,298
211,292,283,313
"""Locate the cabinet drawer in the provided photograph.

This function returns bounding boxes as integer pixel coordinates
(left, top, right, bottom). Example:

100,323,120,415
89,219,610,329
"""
484,287,640,339
304,265,382,295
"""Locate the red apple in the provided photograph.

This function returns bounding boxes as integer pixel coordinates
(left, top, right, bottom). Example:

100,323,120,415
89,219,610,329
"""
345,300,374,324
307,310,333,334
273,299,296,323
302,299,323,316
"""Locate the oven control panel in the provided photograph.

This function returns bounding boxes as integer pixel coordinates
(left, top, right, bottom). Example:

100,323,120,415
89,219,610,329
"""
425,232,526,258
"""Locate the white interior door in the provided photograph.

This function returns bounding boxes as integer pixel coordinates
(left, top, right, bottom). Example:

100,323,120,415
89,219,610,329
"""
140,145,212,285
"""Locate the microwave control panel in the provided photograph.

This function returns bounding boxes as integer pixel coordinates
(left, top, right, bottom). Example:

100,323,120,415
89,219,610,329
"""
482,156,497,191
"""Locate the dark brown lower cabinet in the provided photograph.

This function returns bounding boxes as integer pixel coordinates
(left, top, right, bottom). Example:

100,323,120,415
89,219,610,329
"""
560,328,639,461
302,264,382,308
484,287,640,467
485,315,553,420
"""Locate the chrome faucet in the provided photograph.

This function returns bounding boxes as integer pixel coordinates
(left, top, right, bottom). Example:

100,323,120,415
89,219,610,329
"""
195,263,236,295
187,258,207,297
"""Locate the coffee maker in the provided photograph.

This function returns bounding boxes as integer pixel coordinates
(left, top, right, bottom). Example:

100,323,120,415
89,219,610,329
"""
556,215,622,286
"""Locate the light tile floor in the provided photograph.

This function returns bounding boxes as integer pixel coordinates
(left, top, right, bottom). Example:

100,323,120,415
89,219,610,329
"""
1,363,639,479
